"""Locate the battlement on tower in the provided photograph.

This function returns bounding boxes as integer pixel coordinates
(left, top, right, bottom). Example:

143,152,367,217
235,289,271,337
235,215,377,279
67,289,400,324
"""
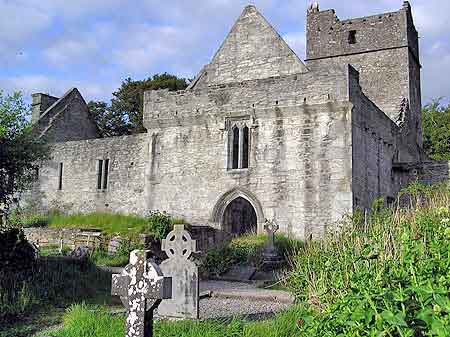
306,1,418,64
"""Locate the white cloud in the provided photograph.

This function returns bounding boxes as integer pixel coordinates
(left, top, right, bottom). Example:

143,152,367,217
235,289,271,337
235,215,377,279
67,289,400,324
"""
283,31,306,60
0,75,114,102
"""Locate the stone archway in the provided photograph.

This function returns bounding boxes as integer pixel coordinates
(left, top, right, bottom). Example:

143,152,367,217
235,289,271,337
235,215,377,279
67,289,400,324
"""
222,197,257,235
211,187,265,234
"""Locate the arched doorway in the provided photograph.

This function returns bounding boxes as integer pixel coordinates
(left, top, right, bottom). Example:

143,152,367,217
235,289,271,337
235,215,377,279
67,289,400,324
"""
222,197,257,235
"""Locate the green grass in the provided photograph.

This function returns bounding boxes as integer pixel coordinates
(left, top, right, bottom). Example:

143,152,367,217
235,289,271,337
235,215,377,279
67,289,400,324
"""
48,212,152,235
40,304,307,337
286,183,450,336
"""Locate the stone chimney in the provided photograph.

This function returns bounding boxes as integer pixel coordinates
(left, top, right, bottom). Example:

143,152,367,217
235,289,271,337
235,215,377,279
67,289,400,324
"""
31,93,59,124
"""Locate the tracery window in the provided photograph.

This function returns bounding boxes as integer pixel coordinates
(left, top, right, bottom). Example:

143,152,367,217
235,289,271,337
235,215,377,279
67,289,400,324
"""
228,120,250,170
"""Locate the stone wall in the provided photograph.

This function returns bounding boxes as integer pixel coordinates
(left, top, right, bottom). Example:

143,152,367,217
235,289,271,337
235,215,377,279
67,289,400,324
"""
144,70,353,239
29,133,148,215
33,89,99,143
349,66,420,210
306,2,422,146
191,5,307,89
24,227,103,249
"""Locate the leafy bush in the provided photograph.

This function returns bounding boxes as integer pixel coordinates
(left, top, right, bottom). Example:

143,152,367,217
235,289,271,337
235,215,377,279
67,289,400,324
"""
90,238,144,267
0,227,36,274
200,234,302,277
287,183,450,336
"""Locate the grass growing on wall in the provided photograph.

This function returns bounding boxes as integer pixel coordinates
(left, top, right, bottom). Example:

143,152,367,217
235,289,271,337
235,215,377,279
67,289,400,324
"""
48,212,149,233
42,211,177,239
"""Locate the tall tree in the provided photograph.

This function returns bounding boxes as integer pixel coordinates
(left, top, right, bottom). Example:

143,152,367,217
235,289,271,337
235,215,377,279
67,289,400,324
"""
422,99,450,160
0,91,49,222
89,73,188,136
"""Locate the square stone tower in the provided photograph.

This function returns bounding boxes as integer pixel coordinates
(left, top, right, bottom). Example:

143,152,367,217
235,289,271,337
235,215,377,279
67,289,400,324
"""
306,1,422,147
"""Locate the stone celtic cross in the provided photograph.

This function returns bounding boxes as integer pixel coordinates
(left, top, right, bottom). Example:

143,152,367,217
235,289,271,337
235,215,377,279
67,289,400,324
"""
111,250,172,337
263,219,283,270
158,224,199,319
264,218,279,254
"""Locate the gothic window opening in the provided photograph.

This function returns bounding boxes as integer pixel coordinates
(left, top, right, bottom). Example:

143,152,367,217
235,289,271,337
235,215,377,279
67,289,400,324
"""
232,127,239,169
228,121,251,170
242,126,249,169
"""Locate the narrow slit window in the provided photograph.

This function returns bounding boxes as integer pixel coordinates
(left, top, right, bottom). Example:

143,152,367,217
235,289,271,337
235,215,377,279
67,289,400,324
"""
97,160,103,190
232,127,239,169
242,126,249,169
103,159,109,190
58,163,63,190
348,30,357,44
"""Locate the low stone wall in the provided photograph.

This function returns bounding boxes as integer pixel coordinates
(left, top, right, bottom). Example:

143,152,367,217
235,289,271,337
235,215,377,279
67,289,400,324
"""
24,227,103,249
24,225,229,254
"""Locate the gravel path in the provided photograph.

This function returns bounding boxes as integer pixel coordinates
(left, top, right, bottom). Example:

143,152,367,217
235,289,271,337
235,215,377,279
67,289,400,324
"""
199,296,290,320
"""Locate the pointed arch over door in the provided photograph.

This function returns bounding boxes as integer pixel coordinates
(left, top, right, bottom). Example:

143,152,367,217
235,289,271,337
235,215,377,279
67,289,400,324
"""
211,187,265,234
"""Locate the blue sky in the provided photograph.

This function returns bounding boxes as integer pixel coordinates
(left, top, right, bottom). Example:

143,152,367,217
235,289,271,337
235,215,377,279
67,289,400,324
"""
1,0,449,105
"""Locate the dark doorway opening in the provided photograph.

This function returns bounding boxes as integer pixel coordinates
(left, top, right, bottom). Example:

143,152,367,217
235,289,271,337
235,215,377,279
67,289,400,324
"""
222,197,257,235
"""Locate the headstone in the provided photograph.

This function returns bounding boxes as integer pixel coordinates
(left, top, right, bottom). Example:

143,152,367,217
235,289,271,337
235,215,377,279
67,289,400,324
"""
158,224,199,319
70,245,90,259
262,219,283,270
111,250,172,337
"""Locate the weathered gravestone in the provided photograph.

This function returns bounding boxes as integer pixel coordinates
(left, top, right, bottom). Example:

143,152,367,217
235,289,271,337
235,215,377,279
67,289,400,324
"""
111,250,172,337
262,219,283,270
158,224,199,319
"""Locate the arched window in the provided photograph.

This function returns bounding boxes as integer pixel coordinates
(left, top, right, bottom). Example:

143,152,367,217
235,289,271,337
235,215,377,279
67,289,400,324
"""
228,122,250,170
232,127,239,169
242,126,249,169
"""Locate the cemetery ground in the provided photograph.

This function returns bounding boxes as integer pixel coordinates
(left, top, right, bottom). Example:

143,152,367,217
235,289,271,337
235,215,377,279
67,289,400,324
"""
1,182,450,336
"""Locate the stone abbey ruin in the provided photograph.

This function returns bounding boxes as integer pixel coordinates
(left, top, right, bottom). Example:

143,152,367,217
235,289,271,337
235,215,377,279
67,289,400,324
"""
26,2,449,239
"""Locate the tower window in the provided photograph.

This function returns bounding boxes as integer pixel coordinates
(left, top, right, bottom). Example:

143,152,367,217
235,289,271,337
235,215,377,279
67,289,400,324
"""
348,30,357,44
228,121,250,170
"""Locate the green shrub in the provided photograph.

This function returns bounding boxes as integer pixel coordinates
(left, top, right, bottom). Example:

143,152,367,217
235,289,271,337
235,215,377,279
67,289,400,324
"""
90,238,144,267
200,234,302,277
287,183,450,336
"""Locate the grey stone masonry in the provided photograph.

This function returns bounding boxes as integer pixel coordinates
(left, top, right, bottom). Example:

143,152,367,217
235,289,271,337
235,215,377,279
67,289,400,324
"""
25,2,447,240
190,5,307,89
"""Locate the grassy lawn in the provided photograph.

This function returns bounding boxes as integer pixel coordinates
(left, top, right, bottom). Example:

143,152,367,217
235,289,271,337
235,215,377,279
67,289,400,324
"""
39,304,305,337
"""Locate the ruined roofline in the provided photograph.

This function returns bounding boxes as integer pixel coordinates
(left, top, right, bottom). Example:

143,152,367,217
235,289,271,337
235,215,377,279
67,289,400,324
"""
308,1,413,27
148,70,343,98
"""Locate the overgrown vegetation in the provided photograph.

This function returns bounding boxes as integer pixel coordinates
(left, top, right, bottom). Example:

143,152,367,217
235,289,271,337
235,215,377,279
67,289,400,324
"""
422,99,450,160
10,210,177,240
0,227,113,337
199,233,303,277
287,182,450,336
0,90,49,221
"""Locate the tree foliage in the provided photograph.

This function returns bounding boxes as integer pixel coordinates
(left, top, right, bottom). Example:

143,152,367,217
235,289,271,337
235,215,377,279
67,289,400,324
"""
422,99,450,160
88,73,188,137
0,91,49,218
